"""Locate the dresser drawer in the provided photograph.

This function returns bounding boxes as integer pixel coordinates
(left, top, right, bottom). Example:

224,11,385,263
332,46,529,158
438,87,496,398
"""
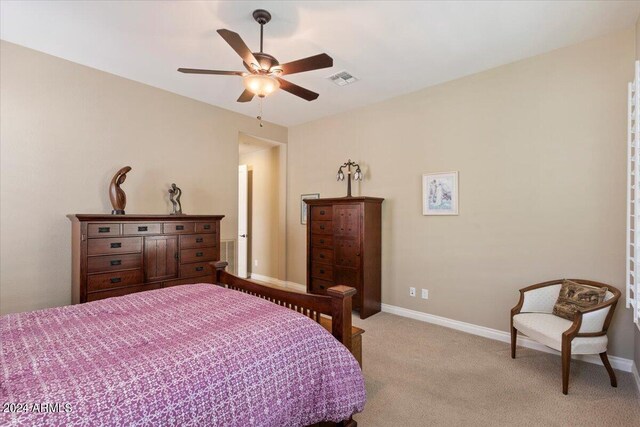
312,248,334,263
311,206,333,221
88,223,121,238
311,234,333,248
181,247,217,264
180,234,217,249
179,262,210,278
87,237,142,256
311,221,332,235
164,275,213,287
195,222,217,234
86,282,161,302
122,223,161,235
164,222,196,234
311,262,334,281
310,278,334,295
87,253,143,274
87,269,144,292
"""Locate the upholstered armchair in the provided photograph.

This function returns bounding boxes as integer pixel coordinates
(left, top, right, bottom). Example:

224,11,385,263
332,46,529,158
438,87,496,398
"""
510,279,621,395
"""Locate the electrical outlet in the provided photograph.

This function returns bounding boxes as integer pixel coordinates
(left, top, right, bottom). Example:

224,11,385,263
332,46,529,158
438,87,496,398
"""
254,260,259,267
421,289,429,300
409,287,416,297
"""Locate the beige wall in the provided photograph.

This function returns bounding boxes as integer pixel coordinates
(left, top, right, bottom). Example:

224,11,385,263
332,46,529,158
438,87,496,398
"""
239,140,286,280
0,41,287,314
286,29,635,359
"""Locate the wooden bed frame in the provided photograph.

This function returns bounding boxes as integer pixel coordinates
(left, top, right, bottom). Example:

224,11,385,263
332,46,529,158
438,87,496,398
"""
210,261,359,427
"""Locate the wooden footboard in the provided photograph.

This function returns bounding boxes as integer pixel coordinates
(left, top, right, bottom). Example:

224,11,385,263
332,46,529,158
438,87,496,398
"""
210,261,356,351
210,262,359,427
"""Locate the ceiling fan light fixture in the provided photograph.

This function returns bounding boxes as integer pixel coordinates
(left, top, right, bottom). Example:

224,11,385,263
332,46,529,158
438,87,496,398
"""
243,74,280,98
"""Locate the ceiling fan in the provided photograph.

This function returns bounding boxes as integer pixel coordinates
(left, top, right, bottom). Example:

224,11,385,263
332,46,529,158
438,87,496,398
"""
178,9,333,103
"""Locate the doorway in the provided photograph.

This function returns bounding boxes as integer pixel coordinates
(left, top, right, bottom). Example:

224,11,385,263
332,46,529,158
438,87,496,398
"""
238,133,287,282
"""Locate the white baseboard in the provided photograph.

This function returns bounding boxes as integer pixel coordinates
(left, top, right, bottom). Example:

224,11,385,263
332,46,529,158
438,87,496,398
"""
248,273,306,292
380,303,634,373
632,362,640,396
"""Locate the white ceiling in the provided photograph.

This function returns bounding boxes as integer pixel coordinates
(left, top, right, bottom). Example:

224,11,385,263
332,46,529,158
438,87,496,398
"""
2,1,639,127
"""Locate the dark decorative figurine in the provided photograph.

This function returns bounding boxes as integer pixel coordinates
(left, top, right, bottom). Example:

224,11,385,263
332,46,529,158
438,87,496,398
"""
109,166,131,215
169,183,183,215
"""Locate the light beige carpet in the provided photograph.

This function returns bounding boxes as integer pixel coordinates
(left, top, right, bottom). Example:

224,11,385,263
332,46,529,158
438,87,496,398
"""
351,312,640,426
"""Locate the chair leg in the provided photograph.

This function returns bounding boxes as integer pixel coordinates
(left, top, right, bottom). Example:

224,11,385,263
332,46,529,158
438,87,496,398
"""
511,326,517,359
562,340,571,395
599,352,617,388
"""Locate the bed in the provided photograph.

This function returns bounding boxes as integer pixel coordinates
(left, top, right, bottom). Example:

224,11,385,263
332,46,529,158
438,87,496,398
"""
0,262,365,426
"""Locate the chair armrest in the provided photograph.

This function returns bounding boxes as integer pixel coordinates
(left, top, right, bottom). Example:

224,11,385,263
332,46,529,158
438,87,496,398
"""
575,299,617,335
512,281,562,316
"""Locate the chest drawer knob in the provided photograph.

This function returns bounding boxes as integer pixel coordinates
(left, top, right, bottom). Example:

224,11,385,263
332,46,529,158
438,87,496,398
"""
320,254,325,259
110,242,122,249
110,259,122,266
138,226,148,232
320,284,325,290
320,269,325,274
320,210,326,215
320,239,325,244
110,277,121,284
196,252,204,257
195,266,204,272
203,224,211,230
196,238,204,243
176,225,184,231
98,227,110,233
320,224,325,230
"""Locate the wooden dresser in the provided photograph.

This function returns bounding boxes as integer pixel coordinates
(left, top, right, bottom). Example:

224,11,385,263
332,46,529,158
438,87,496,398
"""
305,197,383,319
68,214,224,303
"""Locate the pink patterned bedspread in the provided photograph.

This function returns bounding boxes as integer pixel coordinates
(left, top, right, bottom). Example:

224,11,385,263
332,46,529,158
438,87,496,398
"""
0,284,365,426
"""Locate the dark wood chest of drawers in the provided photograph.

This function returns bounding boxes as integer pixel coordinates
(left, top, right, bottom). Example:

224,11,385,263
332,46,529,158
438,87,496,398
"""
68,214,224,303
305,197,383,319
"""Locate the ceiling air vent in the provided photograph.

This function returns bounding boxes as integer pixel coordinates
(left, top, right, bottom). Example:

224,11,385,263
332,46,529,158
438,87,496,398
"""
327,71,358,86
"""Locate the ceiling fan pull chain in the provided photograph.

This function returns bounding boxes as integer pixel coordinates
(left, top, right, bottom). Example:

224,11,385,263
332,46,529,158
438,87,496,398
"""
257,98,264,127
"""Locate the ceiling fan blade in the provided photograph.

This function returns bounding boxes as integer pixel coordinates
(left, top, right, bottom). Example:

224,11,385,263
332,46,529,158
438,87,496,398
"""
237,89,255,103
277,78,319,101
217,29,260,69
278,53,333,75
178,68,245,76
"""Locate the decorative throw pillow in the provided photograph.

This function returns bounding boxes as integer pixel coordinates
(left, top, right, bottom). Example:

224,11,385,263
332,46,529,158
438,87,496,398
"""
552,280,606,320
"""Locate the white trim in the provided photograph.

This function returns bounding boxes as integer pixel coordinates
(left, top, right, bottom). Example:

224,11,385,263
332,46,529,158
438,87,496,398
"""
248,273,306,293
632,362,640,397
380,303,634,372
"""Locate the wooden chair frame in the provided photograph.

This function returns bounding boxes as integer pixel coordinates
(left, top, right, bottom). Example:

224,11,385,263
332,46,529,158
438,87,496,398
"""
210,261,358,427
510,279,621,395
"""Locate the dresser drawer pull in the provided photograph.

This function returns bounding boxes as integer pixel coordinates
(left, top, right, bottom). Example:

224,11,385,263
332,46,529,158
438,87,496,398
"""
110,260,122,266
319,269,325,274
196,238,204,243
320,224,325,230
320,239,325,244
98,227,110,233
320,210,326,215
110,243,122,248
110,277,121,284
196,252,204,257
320,254,325,259
176,225,184,231
195,266,204,272
203,224,211,230
320,284,326,290
137,226,148,232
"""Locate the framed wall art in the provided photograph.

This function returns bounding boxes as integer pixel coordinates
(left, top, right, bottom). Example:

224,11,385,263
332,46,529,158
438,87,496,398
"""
422,172,458,215
301,193,320,224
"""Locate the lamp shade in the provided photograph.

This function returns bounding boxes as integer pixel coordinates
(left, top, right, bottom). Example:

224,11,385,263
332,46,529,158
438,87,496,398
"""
243,74,280,98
